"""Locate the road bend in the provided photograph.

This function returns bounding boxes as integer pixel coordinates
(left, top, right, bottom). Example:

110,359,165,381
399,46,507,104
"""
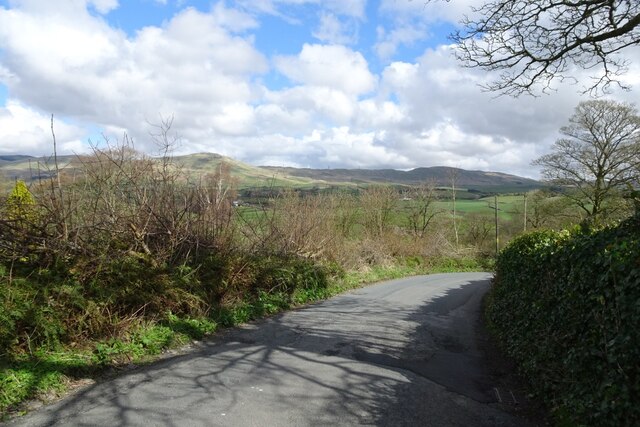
6,272,536,427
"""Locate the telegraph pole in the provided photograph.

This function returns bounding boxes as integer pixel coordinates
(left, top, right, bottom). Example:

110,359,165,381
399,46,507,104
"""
523,192,527,232
494,195,499,256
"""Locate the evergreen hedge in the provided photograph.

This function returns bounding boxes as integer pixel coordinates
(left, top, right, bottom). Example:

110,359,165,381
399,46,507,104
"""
487,217,640,425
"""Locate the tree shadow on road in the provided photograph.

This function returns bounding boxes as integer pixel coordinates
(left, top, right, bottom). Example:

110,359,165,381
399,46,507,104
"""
8,274,542,426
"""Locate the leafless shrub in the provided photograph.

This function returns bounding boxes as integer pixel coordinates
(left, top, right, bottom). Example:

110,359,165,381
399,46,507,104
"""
359,186,397,237
329,190,360,238
264,189,335,259
1,119,240,272
464,213,493,251
187,163,239,254
346,238,395,270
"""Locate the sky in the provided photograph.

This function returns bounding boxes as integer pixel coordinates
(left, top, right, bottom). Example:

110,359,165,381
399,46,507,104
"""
0,0,638,178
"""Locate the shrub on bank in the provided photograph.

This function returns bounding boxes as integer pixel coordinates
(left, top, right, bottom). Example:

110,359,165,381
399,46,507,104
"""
0,252,333,357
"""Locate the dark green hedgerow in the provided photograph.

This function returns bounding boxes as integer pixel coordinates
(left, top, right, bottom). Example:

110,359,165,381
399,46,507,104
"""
487,217,640,425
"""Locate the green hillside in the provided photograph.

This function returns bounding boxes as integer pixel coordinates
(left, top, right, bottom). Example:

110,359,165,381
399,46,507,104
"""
0,152,542,194
172,153,329,189
261,165,542,192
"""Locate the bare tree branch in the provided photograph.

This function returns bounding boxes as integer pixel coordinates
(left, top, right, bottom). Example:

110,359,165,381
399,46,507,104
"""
422,0,640,96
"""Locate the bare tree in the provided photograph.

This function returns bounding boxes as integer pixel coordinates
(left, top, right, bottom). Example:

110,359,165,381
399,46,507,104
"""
360,186,397,237
271,190,334,259
422,0,640,95
464,212,493,251
519,189,582,230
406,180,440,239
533,100,640,223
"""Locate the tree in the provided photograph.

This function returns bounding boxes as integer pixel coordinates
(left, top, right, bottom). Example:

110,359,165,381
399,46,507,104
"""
406,180,440,239
522,189,582,230
464,212,493,251
360,186,397,237
428,0,640,95
331,191,359,238
533,100,640,223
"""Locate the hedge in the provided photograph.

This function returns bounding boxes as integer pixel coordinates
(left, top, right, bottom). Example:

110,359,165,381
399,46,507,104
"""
487,216,640,425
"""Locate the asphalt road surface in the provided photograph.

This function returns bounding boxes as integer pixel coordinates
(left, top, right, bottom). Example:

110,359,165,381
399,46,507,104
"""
6,272,537,427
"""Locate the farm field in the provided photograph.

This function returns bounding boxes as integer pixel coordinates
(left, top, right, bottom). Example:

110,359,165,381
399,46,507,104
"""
236,194,529,231
433,195,526,220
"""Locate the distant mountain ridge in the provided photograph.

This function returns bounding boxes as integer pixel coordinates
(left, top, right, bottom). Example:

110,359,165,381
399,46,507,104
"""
261,165,541,191
0,155,36,166
0,152,542,192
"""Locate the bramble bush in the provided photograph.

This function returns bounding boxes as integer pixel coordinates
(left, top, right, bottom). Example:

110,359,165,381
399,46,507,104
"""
487,216,640,425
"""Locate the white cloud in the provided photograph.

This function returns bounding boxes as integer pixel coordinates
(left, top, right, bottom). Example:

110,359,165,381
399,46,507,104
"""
0,100,87,155
0,3,268,152
210,103,256,136
355,99,406,129
236,0,367,19
254,103,311,134
89,0,119,14
210,1,259,32
237,127,412,169
311,126,412,168
265,86,356,124
275,44,376,96
6,0,119,15
379,0,483,24
373,0,483,62
312,12,357,45
374,23,427,60
1,0,638,180
380,46,582,141
320,0,366,19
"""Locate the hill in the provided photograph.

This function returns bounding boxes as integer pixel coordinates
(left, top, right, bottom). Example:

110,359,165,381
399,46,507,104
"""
0,155,36,163
0,152,542,194
261,165,541,192
172,153,321,189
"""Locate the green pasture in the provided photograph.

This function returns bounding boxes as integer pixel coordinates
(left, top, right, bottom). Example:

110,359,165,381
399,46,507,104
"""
234,194,528,231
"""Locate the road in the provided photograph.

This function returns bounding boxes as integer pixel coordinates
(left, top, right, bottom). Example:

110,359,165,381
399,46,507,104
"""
6,272,536,427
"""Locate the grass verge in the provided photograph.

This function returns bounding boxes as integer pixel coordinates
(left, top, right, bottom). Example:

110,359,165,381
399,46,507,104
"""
1,256,486,419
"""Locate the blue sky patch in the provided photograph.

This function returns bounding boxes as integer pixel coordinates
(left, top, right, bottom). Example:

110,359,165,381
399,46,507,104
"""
0,83,7,106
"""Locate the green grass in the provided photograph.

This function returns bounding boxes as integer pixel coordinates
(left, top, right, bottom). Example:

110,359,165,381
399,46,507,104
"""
434,199,493,214
394,195,525,225
0,315,217,418
237,195,527,229
1,350,95,417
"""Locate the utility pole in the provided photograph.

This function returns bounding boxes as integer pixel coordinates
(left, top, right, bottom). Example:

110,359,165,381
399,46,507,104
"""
523,192,527,232
449,169,459,251
494,195,499,256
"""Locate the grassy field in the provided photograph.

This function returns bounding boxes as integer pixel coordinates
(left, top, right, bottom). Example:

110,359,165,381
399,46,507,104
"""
236,195,527,223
